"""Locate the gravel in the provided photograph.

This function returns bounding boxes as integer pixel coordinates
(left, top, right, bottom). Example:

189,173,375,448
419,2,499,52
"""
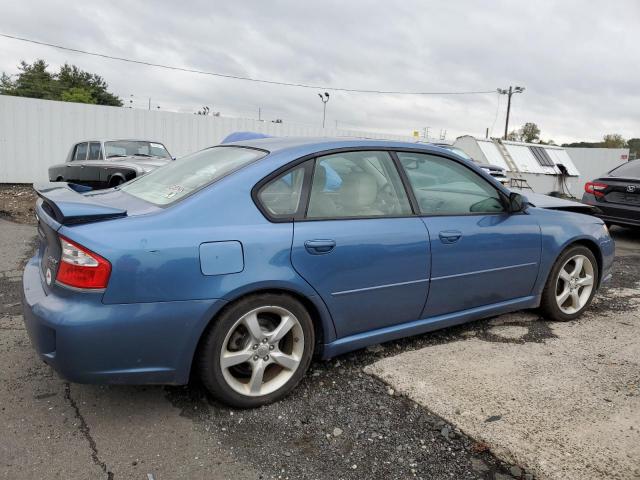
0,184,37,225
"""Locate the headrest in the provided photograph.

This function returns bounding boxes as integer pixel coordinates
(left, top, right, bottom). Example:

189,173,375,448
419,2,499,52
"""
339,172,378,207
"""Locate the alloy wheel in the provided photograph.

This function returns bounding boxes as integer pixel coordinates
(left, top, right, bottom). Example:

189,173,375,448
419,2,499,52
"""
555,254,595,315
220,306,304,397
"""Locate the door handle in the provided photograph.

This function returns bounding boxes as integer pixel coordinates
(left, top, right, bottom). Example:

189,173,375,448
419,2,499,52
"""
439,230,462,244
304,239,336,255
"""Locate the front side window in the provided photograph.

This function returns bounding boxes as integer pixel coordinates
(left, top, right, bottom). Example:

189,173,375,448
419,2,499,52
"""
258,164,308,217
398,152,505,215
121,146,266,205
307,151,412,219
73,143,88,161
88,142,102,160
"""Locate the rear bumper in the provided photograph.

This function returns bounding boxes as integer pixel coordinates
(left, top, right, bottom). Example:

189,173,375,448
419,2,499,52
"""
582,194,640,226
22,256,225,385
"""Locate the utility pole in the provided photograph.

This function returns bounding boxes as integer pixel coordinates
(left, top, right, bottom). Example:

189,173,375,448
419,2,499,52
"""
497,86,525,140
148,97,151,110
318,92,330,128
258,107,262,121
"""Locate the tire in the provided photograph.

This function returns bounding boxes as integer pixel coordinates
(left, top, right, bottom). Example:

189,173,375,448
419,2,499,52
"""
198,293,315,408
109,177,124,188
539,245,599,321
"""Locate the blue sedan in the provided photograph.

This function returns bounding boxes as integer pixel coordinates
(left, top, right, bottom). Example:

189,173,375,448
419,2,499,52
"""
22,137,614,407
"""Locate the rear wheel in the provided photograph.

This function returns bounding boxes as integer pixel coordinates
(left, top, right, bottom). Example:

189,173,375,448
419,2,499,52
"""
198,293,314,408
539,245,598,321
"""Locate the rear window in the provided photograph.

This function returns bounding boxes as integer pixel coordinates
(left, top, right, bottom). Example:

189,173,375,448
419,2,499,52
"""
121,146,267,205
608,160,640,178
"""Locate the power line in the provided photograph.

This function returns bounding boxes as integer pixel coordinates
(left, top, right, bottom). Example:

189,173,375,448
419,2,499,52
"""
0,32,497,96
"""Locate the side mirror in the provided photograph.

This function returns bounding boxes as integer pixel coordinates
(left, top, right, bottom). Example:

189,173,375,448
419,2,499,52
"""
508,192,527,213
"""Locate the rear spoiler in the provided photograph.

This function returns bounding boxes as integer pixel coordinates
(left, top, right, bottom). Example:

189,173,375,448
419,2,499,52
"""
34,182,127,226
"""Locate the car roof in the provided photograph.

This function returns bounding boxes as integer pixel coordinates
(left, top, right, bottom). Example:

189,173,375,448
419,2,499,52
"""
223,136,454,156
74,139,168,144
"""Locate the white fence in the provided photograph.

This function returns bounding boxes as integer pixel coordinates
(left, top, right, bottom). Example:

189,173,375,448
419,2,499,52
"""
0,95,415,183
566,147,629,194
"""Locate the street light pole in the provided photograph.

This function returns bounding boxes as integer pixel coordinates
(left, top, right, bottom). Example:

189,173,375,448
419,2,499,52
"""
318,92,330,128
497,86,525,140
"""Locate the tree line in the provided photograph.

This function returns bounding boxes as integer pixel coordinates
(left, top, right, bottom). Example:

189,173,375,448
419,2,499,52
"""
0,59,122,106
507,122,638,158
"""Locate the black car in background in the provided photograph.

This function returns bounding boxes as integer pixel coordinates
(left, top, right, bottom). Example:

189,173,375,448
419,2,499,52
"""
582,159,640,227
49,139,173,189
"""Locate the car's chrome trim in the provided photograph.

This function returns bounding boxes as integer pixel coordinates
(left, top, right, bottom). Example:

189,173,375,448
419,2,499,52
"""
431,262,537,281
331,278,429,297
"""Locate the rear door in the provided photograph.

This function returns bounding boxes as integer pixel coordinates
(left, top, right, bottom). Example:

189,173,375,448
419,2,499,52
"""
64,143,87,183
82,141,104,187
396,151,541,317
280,151,431,338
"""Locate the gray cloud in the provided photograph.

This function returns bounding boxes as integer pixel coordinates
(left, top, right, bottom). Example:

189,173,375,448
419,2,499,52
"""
0,0,638,143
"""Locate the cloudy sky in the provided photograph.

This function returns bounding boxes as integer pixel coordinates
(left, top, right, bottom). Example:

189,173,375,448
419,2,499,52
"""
1,0,638,143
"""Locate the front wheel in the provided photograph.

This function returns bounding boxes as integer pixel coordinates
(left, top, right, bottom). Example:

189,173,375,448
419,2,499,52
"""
198,293,315,408
539,245,598,321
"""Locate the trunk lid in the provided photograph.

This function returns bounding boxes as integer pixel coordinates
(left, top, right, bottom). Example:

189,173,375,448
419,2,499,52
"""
34,182,159,294
35,183,128,225
598,177,640,206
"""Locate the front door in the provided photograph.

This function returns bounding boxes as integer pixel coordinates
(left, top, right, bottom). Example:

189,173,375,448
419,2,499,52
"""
396,151,541,317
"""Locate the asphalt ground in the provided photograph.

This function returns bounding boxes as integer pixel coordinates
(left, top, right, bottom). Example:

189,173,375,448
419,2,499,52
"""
1,218,638,480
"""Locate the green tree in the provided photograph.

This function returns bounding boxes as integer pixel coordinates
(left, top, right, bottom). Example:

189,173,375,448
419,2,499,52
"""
0,59,122,106
57,63,121,106
627,138,640,158
519,122,541,143
602,133,627,148
60,87,96,104
0,60,57,99
506,130,521,141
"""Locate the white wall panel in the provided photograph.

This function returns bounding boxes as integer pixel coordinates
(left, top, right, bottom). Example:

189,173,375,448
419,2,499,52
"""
477,141,509,170
0,95,415,183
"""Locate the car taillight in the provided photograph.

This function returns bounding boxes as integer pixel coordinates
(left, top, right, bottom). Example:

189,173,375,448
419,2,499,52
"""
584,181,608,198
56,236,111,289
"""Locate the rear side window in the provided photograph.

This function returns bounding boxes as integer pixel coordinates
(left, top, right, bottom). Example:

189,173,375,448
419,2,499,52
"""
258,164,308,218
88,142,102,160
121,146,266,205
73,143,88,161
608,160,640,178
307,151,412,218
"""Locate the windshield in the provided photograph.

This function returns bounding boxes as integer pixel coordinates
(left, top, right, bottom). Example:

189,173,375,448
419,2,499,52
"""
105,141,171,159
121,146,267,205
